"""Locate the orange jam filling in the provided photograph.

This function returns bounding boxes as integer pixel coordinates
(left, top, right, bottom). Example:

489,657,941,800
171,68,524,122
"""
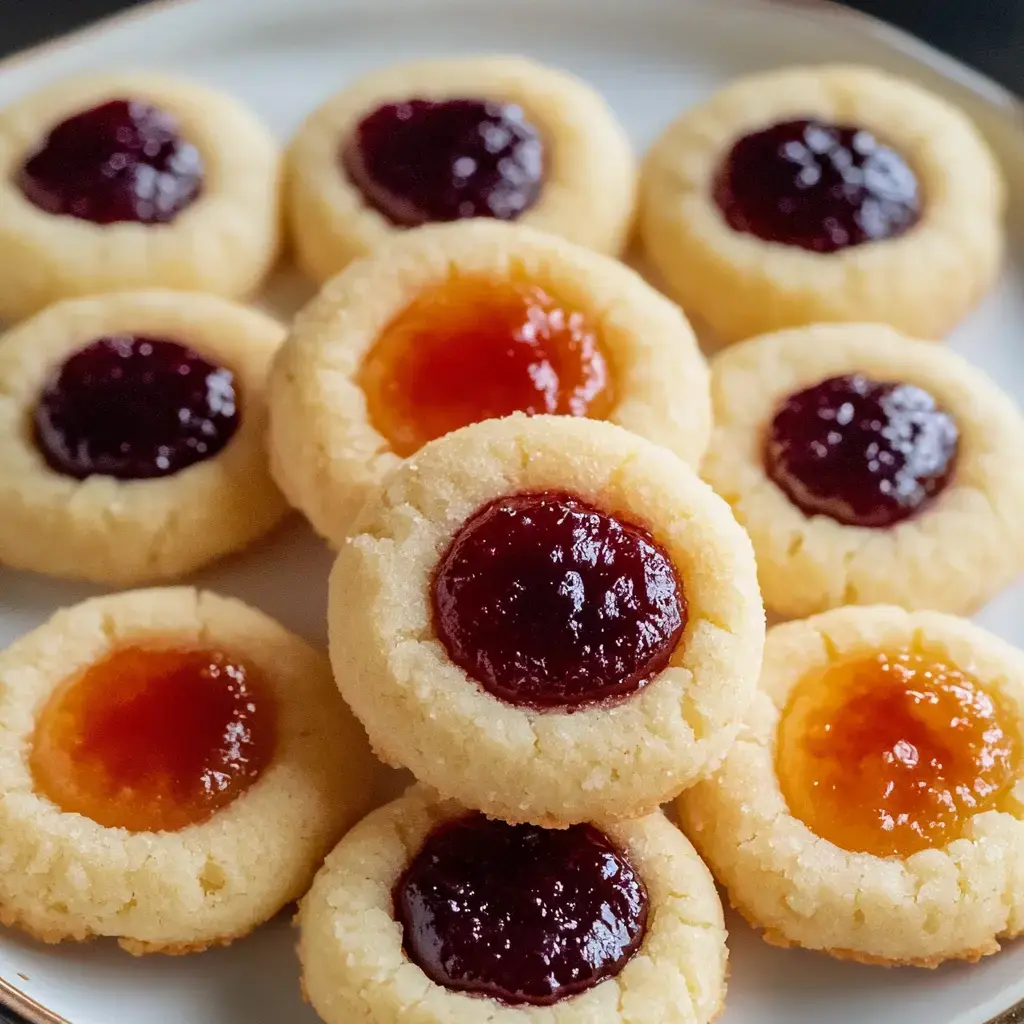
31,646,276,833
358,274,615,457
776,650,1019,858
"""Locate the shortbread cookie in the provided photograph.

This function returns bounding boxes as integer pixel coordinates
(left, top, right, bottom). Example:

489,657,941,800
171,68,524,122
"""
329,415,764,825
678,606,1024,966
0,72,281,320
270,220,711,546
286,57,636,282
299,785,727,1024
0,587,385,954
641,65,1005,344
703,323,1024,618
0,290,289,585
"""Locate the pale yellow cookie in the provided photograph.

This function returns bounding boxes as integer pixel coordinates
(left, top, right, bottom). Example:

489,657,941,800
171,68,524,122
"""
329,414,764,826
0,290,289,585
702,323,1024,618
270,220,711,547
678,606,1024,966
641,64,1005,344
286,57,636,282
298,785,727,1024
0,587,386,954
0,73,281,321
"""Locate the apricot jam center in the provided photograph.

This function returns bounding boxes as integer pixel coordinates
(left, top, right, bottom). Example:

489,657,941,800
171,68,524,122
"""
31,647,276,833
777,650,1018,858
359,275,614,457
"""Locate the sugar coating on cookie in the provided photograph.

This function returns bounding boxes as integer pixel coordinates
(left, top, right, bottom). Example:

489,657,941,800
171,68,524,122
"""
0,73,281,321
328,415,764,826
0,587,386,954
0,289,290,585
298,786,727,1023
270,220,710,547
641,64,1005,344
702,322,1024,618
677,606,1024,966
286,57,636,282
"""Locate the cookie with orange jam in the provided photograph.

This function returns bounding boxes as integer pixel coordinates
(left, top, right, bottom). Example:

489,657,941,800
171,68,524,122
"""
0,73,281,321
286,57,636,282
328,415,764,826
0,587,384,954
298,786,727,1024
640,65,1005,344
702,322,1024,618
270,220,711,547
677,605,1024,966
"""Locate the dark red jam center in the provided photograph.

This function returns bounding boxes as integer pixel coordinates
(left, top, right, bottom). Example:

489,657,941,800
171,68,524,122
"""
394,814,648,1006
714,118,920,253
342,98,544,227
432,491,685,710
34,336,239,481
18,99,203,225
765,374,958,528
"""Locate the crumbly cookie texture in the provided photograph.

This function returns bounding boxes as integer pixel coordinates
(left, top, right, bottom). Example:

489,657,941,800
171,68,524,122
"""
298,785,727,1024
0,289,290,585
0,72,282,321
270,219,711,547
677,606,1024,966
286,56,636,282
702,322,1024,618
0,587,387,954
640,64,1005,344
328,414,764,826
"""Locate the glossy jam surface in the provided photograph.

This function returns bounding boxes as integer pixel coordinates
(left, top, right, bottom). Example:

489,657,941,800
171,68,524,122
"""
342,98,543,227
432,491,685,710
714,118,920,252
31,646,276,833
18,99,203,225
395,814,648,1006
359,276,614,457
34,335,239,481
765,374,958,528
777,650,1019,858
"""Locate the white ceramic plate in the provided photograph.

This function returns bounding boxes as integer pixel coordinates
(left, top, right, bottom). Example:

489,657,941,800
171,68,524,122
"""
0,1,1021,1022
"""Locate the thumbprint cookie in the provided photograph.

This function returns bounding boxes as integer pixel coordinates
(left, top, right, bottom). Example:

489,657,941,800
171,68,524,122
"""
298,785,727,1024
702,322,1024,618
0,72,281,321
678,606,1024,966
641,65,1005,344
0,290,289,585
286,57,636,282
0,588,384,954
270,220,711,547
328,415,764,826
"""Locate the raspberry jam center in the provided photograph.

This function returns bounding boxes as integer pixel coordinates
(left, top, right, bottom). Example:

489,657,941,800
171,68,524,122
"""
714,119,920,253
342,98,543,226
432,491,685,710
394,814,648,1006
359,276,614,457
765,374,958,528
34,335,239,481
31,646,276,833
776,650,1018,858
18,99,203,225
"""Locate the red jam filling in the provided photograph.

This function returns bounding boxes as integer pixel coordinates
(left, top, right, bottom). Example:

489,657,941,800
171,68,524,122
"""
432,491,685,710
394,814,648,1005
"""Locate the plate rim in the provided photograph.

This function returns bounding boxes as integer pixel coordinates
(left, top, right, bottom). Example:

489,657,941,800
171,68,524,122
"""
0,1,1019,1023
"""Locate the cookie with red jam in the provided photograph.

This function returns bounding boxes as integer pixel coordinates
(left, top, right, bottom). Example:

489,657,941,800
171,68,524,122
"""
299,786,727,1024
328,415,764,826
640,65,1005,344
286,57,636,282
